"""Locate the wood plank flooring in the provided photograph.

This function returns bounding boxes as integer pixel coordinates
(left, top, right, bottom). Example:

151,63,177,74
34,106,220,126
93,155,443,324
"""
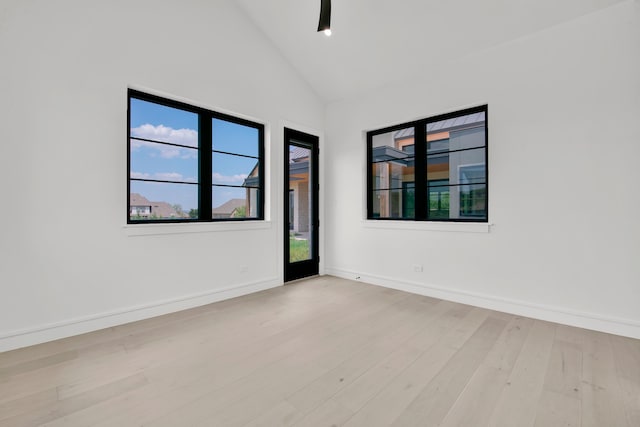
1,276,638,426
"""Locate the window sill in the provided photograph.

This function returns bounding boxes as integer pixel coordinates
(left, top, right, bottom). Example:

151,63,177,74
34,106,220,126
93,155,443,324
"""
123,220,273,237
362,220,491,233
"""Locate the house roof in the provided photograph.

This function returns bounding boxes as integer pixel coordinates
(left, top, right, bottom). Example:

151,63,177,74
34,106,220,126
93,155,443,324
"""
151,201,183,218
288,147,310,180
393,112,486,140
130,193,152,206
290,146,309,163
130,193,186,218
212,198,246,214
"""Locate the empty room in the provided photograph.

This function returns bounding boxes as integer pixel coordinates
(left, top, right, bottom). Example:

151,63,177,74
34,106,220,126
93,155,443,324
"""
1,0,639,426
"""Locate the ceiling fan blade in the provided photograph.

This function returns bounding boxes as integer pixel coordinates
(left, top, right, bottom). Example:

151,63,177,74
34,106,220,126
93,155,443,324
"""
317,0,331,32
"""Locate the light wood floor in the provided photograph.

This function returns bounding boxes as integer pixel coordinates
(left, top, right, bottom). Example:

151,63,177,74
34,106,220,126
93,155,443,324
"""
1,276,639,426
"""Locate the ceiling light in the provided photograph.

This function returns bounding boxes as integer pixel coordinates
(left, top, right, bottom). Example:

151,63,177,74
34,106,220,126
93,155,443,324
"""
317,0,331,35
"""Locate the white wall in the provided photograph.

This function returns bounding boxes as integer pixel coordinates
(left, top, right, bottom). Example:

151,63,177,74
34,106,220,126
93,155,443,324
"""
325,1,640,338
0,0,324,351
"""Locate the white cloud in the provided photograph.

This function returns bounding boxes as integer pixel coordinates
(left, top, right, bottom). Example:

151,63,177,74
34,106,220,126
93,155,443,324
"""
132,124,197,147
154,172,184,181
130,172,151,179
131,171,196,183
212,172,248,184
130,124,198,159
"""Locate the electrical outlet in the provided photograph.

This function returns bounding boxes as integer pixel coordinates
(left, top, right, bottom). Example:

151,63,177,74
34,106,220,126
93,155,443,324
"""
413,264,423,272
240,265,248,273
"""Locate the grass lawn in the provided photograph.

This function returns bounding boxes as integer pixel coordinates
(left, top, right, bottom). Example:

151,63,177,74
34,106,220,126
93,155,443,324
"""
289,237,310,262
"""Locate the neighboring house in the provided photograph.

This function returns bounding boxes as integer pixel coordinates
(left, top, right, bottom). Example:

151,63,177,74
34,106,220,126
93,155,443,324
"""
212,198,246,219
242,163,260,218
288,147,310,233
129,193,185,219
371,112,486,219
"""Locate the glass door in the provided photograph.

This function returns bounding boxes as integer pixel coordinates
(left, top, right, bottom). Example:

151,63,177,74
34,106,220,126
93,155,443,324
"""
284,128,319,282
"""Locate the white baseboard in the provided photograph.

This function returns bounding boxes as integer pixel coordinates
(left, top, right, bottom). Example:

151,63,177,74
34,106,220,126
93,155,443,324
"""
4,270,637,352
0,278,282,352
326,267,640,339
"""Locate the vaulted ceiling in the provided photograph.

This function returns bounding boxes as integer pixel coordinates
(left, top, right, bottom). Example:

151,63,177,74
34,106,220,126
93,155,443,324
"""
236,0,626,103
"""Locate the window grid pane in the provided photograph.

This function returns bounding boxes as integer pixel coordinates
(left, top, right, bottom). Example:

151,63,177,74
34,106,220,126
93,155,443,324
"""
130,181,198,221
372,189,416,219
212,118,260,157
212,152,260,186
130,141,198,185
212,186,260,219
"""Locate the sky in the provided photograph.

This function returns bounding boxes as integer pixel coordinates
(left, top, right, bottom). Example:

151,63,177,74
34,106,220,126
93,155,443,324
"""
129,98,259,211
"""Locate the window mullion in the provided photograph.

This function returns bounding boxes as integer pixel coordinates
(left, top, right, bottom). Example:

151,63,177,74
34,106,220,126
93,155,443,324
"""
199,113,212,221
258,126,265,219
366,133,374,219
414,123,427,220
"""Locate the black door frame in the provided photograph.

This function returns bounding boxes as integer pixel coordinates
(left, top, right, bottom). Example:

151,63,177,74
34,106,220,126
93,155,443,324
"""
284,128,319,282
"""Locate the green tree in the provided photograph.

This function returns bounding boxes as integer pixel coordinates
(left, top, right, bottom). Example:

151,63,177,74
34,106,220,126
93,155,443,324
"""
233,205,247,218
189,208,199,219
172,204,185,217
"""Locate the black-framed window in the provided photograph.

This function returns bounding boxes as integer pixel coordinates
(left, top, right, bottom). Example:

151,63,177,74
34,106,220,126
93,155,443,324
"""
128,89,264,223
367,105,488,222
